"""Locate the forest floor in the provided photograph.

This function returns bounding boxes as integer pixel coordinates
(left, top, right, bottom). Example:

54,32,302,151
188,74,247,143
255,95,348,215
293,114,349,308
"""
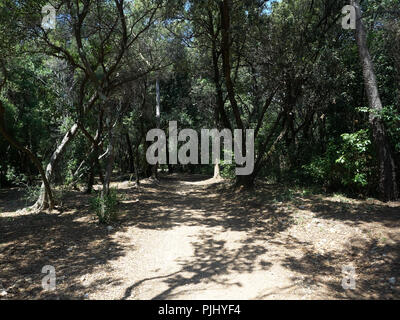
1,174,400,300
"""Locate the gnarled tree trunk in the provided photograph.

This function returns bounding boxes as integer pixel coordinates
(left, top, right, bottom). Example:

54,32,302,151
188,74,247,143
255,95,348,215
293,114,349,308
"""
352,0,398,201
32,123,79,211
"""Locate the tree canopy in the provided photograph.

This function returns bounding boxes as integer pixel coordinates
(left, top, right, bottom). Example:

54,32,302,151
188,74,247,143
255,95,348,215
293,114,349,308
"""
1,0,399,211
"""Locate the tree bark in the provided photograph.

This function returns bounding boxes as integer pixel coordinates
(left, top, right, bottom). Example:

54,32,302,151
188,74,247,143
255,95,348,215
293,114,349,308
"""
86,162,95,194
126,133,135,174
207,8,232,132
100,120,117,219
151,78,161,179
353,0,398,201
219,0,244,131
102,134,115,197
32,123,79,210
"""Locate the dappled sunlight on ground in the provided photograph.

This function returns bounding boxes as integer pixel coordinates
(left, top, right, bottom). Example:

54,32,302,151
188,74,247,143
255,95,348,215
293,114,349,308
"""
1,174,400,299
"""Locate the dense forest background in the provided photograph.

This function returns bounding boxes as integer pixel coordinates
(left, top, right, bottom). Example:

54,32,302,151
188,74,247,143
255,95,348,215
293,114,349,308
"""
0,0,399,216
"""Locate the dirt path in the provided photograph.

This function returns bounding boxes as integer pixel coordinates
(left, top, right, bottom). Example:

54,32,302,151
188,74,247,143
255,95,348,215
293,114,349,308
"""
1,174,400,299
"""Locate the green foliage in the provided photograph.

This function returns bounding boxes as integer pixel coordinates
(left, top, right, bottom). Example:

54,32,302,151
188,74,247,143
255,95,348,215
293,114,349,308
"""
304,130,376,195
303,155,332,185
90,189,120,224
382,105,400,153
220,160,236,179
1,0,399,203
5,165,27,186
336,130,373,188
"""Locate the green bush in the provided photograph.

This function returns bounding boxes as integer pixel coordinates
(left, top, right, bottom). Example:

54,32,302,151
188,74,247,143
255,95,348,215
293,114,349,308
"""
335,129,373,189
302,139,340,187
5,165,27,186
90,189,119,224
220,159,236,179
382,105,400,153
303,129,376,195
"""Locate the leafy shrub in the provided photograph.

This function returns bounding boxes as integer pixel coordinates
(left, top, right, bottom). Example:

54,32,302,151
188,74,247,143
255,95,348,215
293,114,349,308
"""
90,189,119,224
219,149,236,179
5,165,27,186
303,129,376,195
382,105,400,153
220,159,236,179
302,139,340,187
335,129,373,189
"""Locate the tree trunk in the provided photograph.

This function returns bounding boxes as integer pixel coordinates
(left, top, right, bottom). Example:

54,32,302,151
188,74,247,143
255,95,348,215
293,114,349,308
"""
100,122,116,219
213,163,221,179
33,123,80,210
134,145,140,184
208,8,232,132
353,0,398,201
78,112,105,187
126,133,135,174
219,0,244,131
85,162,95,194
152,78,161,179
